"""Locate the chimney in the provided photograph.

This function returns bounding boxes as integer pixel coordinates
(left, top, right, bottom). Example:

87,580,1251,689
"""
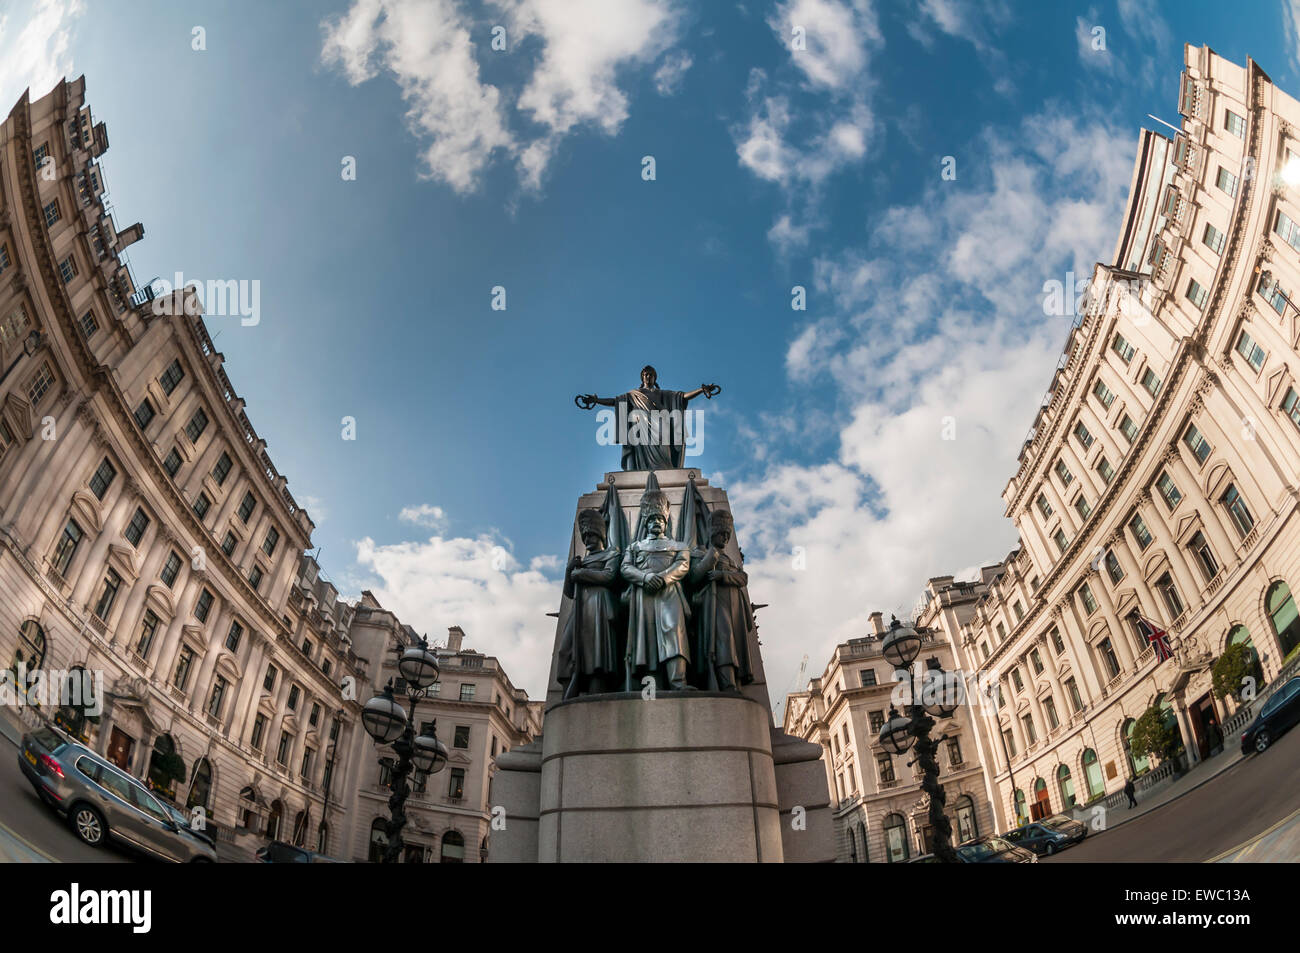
446,626,465,653
869,612,885,636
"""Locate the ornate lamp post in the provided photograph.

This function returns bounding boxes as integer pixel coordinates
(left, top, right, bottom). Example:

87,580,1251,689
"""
877,616,962,863
361,637,448,863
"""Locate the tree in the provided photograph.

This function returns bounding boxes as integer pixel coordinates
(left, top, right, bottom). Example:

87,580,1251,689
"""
1212,643,1259,701
1128,704,1182,766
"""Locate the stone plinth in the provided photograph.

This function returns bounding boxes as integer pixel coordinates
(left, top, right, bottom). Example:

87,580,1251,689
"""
537,692,783,863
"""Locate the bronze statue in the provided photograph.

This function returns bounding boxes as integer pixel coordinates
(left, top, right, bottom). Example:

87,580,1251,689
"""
688,509,756,692
557,509,622,699
621,486,692,691
575,365,720,471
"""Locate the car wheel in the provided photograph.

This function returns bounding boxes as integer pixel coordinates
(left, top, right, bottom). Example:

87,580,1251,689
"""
1045,842,1057,856
1255,730,1271,753
71,804,106,847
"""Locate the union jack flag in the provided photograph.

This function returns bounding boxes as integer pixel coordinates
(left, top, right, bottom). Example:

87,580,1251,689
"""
1135,615,1174,662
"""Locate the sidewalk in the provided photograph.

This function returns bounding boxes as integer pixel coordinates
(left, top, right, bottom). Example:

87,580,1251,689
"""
1209,806,1300,862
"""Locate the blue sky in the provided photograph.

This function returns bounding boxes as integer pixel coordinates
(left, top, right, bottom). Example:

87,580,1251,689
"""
2,0,1295,706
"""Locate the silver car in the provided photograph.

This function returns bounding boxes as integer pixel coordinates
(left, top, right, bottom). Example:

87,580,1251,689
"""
19,727,217,863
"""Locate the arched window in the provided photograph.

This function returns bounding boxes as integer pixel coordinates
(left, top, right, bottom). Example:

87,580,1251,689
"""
186,758,212,811
147,734,183,800
883,813,909,862
858,822,869,863
1032,777,1050,819
317,822,329,854
955,794,978,843
1013,789,1028,826
1123,718,1150,776
847,824,858,863
12,619,46,678
1056,764,1076,809
440,830,465,863
54,665,94,739
1082,748,1105,800
1228,625,1264,687
239,786,259,829
1266,582,1300,656
1155,694,1185,761
292,810,310,847
368,818,387,863
267,800,284,841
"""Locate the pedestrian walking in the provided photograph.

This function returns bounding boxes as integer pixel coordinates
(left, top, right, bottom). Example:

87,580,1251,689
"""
1124,777,1137,809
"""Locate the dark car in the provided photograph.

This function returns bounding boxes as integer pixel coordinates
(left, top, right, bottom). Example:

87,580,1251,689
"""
255,840,342,863
1001,814,1087,856
1241,676,1300,754
955,835,1038,863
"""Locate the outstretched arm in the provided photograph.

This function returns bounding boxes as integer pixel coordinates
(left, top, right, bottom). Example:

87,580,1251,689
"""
681,383,721,405
575,393,618,409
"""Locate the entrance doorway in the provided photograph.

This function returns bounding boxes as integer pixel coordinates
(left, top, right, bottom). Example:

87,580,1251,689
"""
1189,694,1223,760
106,727,134,771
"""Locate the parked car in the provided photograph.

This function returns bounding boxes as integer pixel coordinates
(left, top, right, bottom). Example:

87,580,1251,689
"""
1241,677,1300,754
955,835,1038,863
18,727,217,863
255,840,342,863
1000,814,1087,856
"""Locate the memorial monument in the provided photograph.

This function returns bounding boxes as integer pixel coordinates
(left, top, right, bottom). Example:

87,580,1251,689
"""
489,368,834,862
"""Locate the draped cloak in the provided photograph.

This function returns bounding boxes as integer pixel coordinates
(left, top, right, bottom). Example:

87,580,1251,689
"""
621,537,692,671
688,548,757,685
616,388,689,471
556,547,621,686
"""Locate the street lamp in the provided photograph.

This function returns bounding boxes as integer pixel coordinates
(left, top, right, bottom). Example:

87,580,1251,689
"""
361,636,447,863
0,330,43,389
876,616,962,863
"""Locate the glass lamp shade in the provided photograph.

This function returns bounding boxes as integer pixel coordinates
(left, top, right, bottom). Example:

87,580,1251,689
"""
398,639,440,689
921,667,963,719
361,688,407,744
882,618,923,669
879,712,916,755
413,731,448,775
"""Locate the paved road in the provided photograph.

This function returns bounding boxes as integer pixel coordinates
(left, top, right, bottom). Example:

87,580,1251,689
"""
0,736,133,863
1046,721,1300,862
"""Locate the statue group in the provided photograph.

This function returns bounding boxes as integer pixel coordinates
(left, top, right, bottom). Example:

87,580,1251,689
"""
556,480,757,698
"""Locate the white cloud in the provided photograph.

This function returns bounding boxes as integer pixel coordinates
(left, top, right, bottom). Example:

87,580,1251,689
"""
652,50,693,96
767,213,812,255
1075,12,1110,71
398,503,447,528
0,0,84,110
300,495,329,524
769,0,879,91
322,0,685,193
1284,0,1300,75
354,529,560,696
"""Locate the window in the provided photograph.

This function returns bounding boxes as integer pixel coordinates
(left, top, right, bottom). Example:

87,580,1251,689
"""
454,725,471,749
277,731,291,765
1266,582,1300,656
301,748,315,778
1217,166,1238,198
459,683,476,702
947,737,963,766
1105,550,1124,584
27,362,55,405
1074,495,1091,520
309,704,320,727
93,569,122,620
1044,696,1060,731
90,458,117,499
195,588,214,623
287,685,300,711
58,255,77,284
1029,647,1043,673
125,507,150,547
1140,367,1161,396
1276,210,1300,251
1189,532,1219,581
193,492,211,519
208,677,228,719
1156,471,1182,509
225,621,243,652
1051,627,1065,655
1011,668,1024,691
1112,333,1135,363
262,527,279,556
1260,272,1291,314
1096,456,1115,484
52,519,83,575
869,710,885,733
1021,714,1037,745
1118,413,1139,443
173,647,195,691
249,565,263,591
1053,528,1069,554
877,754,895,784
133,399,155,430
1220,484,1254,537
0,242,8,276
263,665,277,692
33,141,49,168
1156,572,1184,619
1065,677,1083,713
1003,730,1017,759
859,668,877,687
1036,493,1053,518
1224,109,1246,138
212,452,232,485
979,642,989,661
136,610,160,658
448,768,466,800
996,622,1007,642
221,531,236,556
163,447,182,478
1284,387,1300,431
1014,600,1025,621
1234,329,1265,372
185,408,208,443
1079,582,1098,615
1183,423,1212,463
251,714,266,751
238,492,256,523
159,359,185,395
1092,378,1115,409
1054,459,1074,487
301,639,312,657
1129,513,1153,550
161,551,182,588
43,199,61,227
1073,421,1094,450
1202,222,1225,254
1097,638,1121,679
79,310,98,338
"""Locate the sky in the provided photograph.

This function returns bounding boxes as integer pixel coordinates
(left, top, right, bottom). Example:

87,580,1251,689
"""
1,0,1295,713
